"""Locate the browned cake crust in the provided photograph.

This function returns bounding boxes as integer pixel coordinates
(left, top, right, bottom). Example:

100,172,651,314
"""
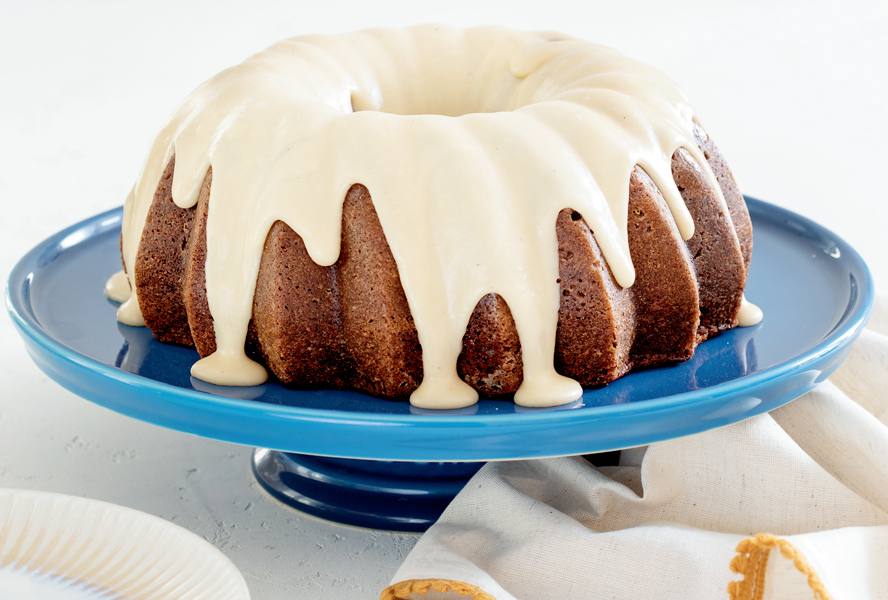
554,207,633,387
131,128,751,400
132,156,195,346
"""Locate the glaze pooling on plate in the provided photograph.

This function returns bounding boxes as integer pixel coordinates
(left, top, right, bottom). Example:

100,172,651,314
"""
112,25,759,408
738,296,763,327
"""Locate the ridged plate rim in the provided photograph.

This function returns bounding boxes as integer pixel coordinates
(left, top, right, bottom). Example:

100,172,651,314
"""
0,488,250,600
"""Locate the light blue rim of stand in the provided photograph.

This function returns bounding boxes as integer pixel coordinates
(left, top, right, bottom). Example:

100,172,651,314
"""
6,198,875,461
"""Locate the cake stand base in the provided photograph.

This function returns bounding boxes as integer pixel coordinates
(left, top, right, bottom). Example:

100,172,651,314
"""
251,449,485,532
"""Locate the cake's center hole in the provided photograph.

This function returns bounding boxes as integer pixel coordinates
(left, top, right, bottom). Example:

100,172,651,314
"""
349,90,506,117
346,41,525,119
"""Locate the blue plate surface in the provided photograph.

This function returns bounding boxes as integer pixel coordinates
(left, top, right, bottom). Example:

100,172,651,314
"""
6,198,874,461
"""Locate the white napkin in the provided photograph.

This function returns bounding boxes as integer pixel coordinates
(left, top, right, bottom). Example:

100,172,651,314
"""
383,295,888,600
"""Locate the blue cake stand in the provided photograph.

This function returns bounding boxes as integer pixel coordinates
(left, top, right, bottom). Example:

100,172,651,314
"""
6,198,874,531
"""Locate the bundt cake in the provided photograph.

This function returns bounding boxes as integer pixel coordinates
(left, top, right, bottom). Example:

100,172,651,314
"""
106,25,762,409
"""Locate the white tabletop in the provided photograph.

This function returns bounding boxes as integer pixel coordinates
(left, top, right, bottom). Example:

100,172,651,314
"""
2,2,886,598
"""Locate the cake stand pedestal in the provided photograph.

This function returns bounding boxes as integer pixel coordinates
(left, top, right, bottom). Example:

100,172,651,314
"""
253,451,483,531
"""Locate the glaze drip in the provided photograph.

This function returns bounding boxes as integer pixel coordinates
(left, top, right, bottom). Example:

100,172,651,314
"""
738,296,764,327
115,25,744,408
104,269,131,303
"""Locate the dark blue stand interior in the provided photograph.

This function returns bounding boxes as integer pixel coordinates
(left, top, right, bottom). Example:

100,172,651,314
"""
252,450,485,532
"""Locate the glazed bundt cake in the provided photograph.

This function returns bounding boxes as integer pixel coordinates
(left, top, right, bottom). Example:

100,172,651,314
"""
107,26,762,409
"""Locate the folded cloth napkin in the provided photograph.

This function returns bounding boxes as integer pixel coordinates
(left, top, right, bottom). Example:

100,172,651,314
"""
383,295,888,600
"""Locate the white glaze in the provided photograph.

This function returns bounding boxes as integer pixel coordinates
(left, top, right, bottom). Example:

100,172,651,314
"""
738,296,764,327
115,25,740,408
104,269,131,303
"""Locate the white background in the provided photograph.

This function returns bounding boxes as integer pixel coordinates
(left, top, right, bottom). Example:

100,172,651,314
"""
1,2,886,599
